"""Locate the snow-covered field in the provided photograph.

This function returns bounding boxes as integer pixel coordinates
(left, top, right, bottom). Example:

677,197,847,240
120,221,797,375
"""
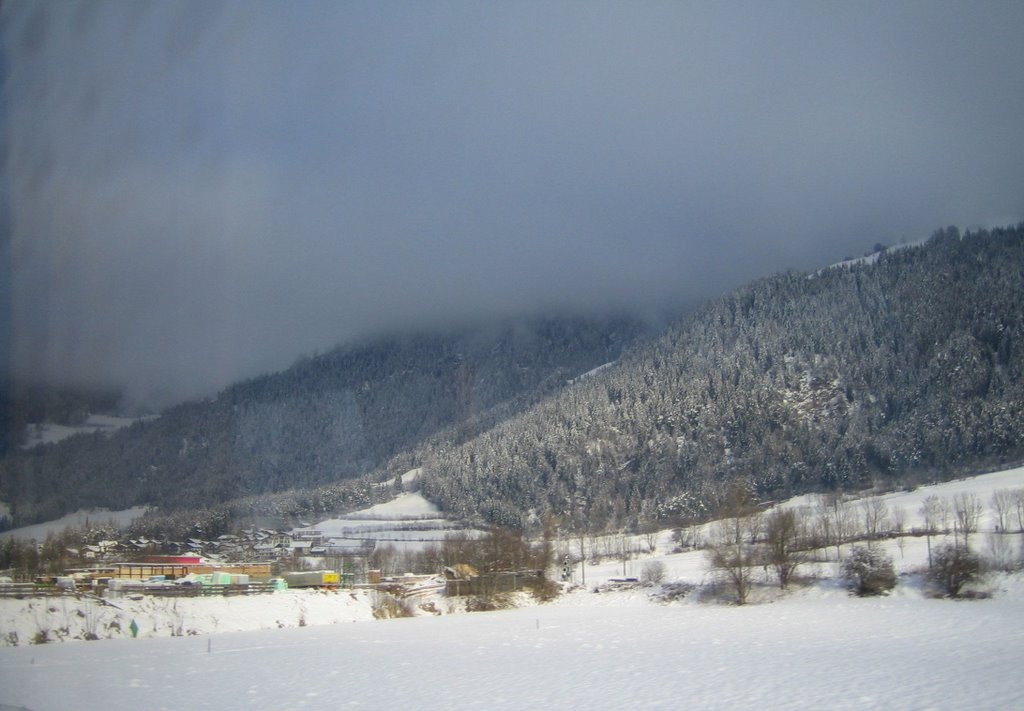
19,414,155,449
2,467,1024,709
309,489,482,554
0,506,150,542
2,582,1023,710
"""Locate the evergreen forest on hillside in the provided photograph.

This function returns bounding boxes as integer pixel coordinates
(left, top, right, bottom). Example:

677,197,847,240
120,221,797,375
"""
420,226,1024,530
0,316,646,528
2,225,1023,537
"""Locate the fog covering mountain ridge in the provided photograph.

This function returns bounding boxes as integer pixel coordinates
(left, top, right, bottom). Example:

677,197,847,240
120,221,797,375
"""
2,225,1024,538
417,225,1024,530
0,314,648,528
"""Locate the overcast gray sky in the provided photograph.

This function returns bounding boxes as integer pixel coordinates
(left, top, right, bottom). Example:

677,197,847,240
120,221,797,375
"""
3,1,1023,410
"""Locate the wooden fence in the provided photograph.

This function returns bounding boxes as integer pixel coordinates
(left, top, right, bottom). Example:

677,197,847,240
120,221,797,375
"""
115,582,278,598
0,583,63,599
0,582,277,599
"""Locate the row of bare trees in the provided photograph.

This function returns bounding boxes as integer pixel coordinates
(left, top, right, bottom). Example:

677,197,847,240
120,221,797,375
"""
704,486,809,604
368,526,555,579
702,484,1024,604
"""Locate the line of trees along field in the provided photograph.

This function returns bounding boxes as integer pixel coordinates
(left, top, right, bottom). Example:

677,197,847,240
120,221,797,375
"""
699,483,1024,603
2,224,1023,536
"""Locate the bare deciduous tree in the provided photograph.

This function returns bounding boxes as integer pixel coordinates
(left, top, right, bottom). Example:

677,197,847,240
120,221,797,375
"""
860,497,889,546
705,484,761,605
765,507,805,589
616,532,637,577
642,524,660,554
991,489,1014,533
825,494,857,561
953,492,983,549
920,494,944,568
813,495,834,553
985,532,1015,571
1014,488,1024,533
672,524,702,551
890,505,908,559
640,560,666,586
938,496,952,535
707,514,761,605
929,543,980,597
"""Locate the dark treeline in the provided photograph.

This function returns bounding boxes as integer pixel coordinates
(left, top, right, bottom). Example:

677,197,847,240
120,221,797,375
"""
0,316,646,528
419,226,1024,531
0,384,123,456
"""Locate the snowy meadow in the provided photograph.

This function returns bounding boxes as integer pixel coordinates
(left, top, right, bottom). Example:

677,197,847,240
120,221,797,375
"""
2,587,1023,710
3,468,1024,710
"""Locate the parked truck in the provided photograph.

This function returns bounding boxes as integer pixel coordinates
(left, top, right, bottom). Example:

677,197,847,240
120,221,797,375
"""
282,570,340,589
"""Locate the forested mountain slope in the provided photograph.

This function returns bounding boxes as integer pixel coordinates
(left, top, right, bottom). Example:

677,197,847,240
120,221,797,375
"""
419,226,1024,531
0,316,645,527
4,226,1022,537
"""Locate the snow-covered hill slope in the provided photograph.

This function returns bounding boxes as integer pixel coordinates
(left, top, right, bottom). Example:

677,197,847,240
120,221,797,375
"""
578,465,1024,586
19,414,155,449
304,488,479,554
0,506,150,541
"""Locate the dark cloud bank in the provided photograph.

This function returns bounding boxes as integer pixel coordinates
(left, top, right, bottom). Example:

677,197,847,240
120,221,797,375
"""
2,1,1022,410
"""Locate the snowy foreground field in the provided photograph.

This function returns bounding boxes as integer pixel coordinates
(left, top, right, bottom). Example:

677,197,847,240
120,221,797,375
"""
2,586,1023,710
3,468,1024,709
